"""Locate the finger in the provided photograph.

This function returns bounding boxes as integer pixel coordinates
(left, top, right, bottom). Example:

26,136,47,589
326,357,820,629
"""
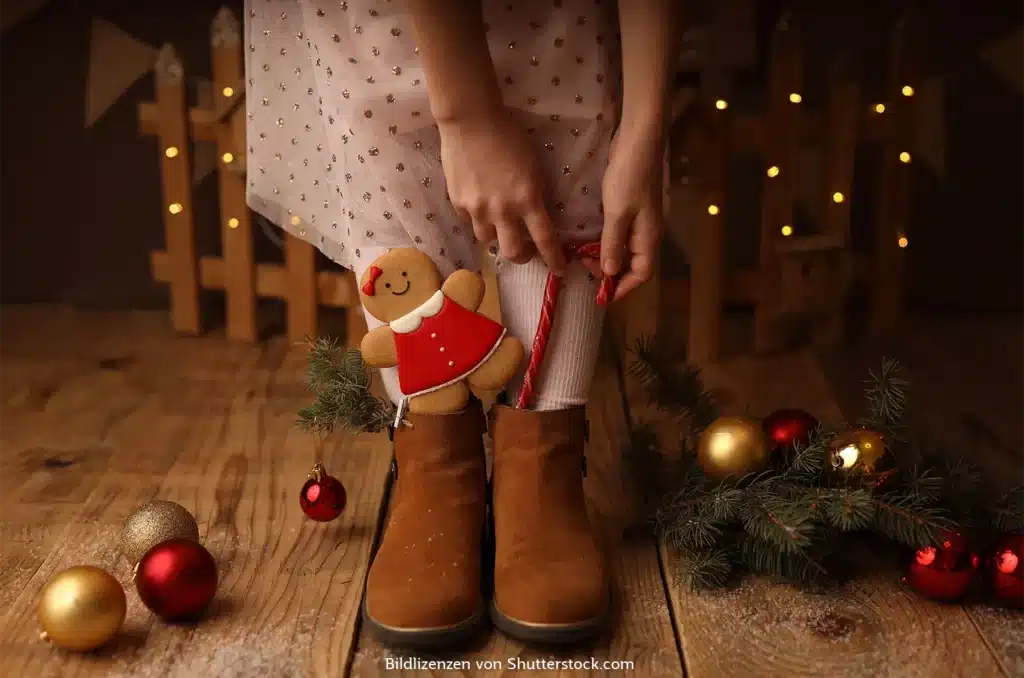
612,208,660,301
454,205,473,224
472,220,497,245
523,208,567,276
495,217,534,264
611,256,654,301
580,257,603,279
600,209,633,277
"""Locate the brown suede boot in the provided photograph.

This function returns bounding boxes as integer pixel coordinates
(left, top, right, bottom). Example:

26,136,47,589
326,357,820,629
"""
362,401,488,648
489,405,610,643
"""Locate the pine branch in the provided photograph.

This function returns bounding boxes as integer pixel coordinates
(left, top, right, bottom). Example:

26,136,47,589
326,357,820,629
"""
993,486,1024,534
297,337,395,435
628,336,719,432
737,534,829,585
860,358,909,437
676,547,734,591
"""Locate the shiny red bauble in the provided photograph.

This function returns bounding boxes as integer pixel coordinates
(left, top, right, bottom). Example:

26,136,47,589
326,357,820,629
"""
299,464,347,522
902,530,979,602
134,539,218,620
988,534,1024,608
762,409,819,451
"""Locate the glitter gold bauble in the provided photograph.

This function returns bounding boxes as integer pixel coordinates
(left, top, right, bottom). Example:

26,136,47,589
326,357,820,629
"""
120,500,199,565
38,566,126,651
831,429,886,472
697,416,770,480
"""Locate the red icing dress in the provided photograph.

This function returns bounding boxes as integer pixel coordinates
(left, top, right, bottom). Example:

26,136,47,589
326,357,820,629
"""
390,291,506,397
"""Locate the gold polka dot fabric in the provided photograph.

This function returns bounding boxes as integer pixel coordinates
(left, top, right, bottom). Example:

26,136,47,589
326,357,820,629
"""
245,0,620,276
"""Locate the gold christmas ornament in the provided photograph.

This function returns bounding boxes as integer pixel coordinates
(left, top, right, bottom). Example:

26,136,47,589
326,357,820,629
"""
120,500,199,565
697,416,770,480
38,566,126,651
831,429,886,472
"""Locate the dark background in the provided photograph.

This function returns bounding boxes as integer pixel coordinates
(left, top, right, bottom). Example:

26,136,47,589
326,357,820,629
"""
2,0,1021,312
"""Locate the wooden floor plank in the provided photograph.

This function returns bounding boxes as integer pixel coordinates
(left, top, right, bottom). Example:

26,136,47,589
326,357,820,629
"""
658,352,1007,678
0,307,393,677
349,342,684,677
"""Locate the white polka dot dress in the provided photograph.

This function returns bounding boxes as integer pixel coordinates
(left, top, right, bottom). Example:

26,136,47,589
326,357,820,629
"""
245,0,620,279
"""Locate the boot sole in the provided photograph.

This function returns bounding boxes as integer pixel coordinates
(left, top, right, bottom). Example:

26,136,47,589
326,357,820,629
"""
489,596,609,645
361,597,486,649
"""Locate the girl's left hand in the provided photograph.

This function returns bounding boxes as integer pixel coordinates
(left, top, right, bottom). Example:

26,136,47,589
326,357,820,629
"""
584,125,664,302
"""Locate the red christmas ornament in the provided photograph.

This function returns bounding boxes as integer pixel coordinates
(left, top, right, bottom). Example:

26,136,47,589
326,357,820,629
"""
902,530,979,602
134,539,217,620
988,534,1024,608
300,462,346,522
762,409,819,451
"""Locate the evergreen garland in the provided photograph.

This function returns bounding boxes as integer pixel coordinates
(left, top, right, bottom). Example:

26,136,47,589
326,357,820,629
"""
297,337,395,435
622,337,1023,591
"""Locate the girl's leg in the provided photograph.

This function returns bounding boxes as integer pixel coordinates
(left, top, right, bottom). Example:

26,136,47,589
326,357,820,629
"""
494,254,606,410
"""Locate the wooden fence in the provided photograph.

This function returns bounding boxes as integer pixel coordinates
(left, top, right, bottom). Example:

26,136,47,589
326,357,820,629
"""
138,8,366,347
667,16,922,364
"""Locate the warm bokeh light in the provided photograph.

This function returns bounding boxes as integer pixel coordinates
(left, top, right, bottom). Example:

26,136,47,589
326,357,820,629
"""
222,152,234,164
788,93,802,104
902,85,914,97
165,146,179,158
168,203,183,214
873,103,886,114
228,218,240,229
290,215,301,225
707,204,720,216
899,151,911,164
832,192,845,204
715,99,728,110
781,225,793,236
898,236,909,249
222,86,234,97
766,165,780,178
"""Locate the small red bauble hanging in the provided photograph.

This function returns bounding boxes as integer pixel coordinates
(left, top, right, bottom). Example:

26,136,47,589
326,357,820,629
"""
300,462,346,522
134,538,218,620
988,534,1024,608
762,409,819,451
902,530,979,602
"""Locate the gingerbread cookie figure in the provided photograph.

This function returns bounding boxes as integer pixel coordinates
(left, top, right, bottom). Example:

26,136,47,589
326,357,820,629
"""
359,248,525,416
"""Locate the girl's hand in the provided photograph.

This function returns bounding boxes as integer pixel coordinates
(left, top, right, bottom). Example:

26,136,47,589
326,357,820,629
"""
587,124,664,302
438,111,567,276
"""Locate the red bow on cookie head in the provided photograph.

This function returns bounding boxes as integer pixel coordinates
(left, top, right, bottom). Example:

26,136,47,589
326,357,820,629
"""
362,266,383,296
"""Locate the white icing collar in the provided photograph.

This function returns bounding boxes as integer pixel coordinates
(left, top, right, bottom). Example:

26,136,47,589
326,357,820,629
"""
390,290,445,334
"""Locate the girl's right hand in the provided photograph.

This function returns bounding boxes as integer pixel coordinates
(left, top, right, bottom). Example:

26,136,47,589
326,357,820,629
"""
437,110,567,276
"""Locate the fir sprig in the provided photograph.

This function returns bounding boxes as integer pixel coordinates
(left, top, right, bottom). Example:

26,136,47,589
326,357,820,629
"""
297,337,395,435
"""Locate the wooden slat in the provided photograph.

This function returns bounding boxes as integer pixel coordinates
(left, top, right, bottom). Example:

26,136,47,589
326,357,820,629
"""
870,20,920,339
349,343,684,677
658,351,1008,678
687,107,728,365
152,45,201,335
813,64,860,347
151,252,357,308
754,18,803,354
138,103,219,142
211,9,256,342
285,234,318,343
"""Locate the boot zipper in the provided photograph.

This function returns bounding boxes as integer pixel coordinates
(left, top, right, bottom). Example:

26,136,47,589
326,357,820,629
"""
393,397,409,430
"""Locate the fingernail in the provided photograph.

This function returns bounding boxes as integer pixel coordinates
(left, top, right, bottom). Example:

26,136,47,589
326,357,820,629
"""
602,258,618,276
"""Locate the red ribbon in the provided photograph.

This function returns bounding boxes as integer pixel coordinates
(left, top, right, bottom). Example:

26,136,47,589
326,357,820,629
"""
515,242,614,410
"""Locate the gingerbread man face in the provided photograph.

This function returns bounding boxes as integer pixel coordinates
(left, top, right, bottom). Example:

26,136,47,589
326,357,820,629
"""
359,248,443,323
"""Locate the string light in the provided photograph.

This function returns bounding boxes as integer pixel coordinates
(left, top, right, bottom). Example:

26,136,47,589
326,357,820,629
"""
788,93,802,104
707,204,720,216
168,203,183,214
898,236,909,248
832,192,845,204
781,225,793,236
873,103,886,114
766,165,780,178
902,85,914,97
222,86,234,97
222,152,234,164
715,99,728,110
899,152,911,164
165,146,179,158
227,217,239,229
290,215,301,226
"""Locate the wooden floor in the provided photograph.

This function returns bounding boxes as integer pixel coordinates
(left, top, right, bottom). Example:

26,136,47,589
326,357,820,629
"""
1,305,1020,678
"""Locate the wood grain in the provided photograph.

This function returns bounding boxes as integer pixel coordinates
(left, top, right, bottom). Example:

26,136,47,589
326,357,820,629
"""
349,341,684,677
0,307,393,677
660,351,1009,678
